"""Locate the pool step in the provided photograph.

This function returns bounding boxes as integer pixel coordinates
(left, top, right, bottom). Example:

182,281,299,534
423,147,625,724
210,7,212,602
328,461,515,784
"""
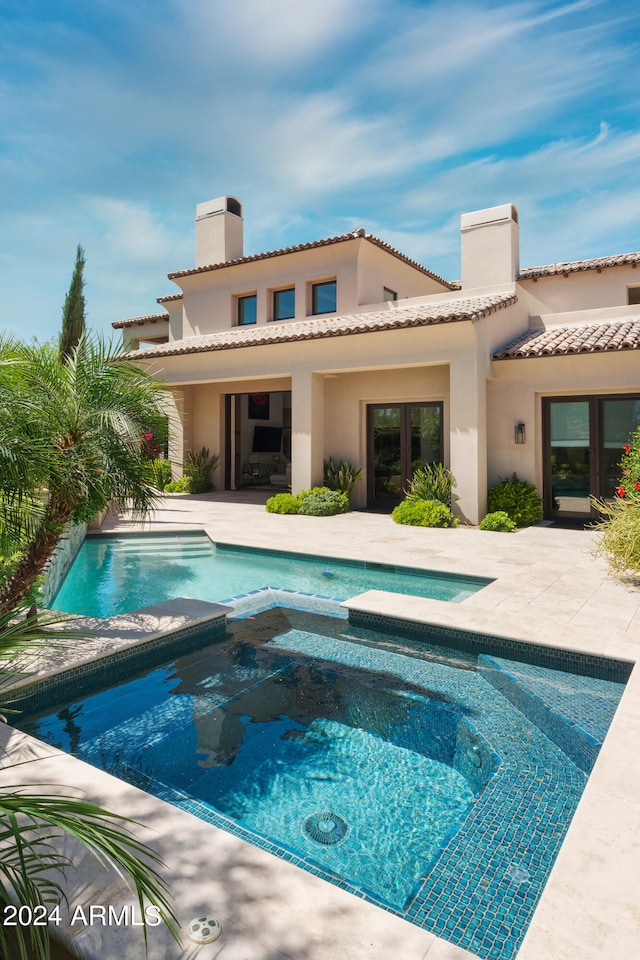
477,654,622,773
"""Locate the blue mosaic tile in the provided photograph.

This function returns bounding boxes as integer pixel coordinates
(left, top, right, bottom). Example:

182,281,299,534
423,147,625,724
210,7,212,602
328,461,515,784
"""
10,601,629,960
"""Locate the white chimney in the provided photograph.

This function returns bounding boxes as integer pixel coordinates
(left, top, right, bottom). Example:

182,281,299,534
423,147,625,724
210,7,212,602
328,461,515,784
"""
460,203,519,289
195,195,243,266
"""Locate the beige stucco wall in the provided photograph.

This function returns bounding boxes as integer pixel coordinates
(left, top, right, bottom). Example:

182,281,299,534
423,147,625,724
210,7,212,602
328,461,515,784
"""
174,242,360,337
519,265,640,316
356,242,450,305
168,377,292,484
143,314,502,521
323,366,450,509
170,237,452,339
487,351,640,494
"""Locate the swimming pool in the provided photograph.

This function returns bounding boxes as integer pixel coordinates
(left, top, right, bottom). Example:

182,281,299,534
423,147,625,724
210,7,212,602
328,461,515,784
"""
51,533,491,617
14,603,629,960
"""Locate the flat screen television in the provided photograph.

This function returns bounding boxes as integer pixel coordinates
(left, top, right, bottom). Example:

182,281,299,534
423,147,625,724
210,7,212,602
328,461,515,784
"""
253,426,282,453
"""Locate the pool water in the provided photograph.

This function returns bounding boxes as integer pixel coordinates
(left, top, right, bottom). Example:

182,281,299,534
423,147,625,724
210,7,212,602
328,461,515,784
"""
16,606,626,959
51,533,490,617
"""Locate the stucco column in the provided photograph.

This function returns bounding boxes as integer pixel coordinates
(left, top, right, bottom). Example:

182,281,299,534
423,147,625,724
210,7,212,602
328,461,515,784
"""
449,352,487,524
291,369,324,493
167,388,190,478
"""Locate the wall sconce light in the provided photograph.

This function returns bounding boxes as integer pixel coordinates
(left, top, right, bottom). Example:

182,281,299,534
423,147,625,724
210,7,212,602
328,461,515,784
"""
514,423,526,445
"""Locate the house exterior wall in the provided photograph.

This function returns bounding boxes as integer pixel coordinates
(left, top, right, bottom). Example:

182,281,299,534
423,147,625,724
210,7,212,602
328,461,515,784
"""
171,238,451,339
487,351,640,491
139,312,508,521
121,196,640,524
323,365,450,508
355,242,450,305
520,266,640,316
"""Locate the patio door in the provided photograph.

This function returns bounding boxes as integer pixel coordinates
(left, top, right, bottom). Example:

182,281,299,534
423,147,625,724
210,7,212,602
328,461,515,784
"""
367,402,442,508
543,395,640,518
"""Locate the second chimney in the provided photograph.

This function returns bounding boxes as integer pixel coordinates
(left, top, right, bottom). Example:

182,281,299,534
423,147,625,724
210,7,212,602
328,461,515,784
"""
195,195,243,267
460,203,519,290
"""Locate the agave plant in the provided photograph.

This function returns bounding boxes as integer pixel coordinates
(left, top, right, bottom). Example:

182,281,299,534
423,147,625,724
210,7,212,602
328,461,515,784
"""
405,462,459,508
323,457,363,500
184,447,220,493
0,606,180,959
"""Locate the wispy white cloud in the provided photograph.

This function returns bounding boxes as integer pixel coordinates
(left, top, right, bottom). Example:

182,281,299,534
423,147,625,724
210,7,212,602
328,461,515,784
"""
1,0,640,337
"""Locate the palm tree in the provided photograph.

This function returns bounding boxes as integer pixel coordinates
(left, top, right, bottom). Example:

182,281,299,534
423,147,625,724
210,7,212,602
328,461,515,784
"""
0,606,180,960
0,335,169,614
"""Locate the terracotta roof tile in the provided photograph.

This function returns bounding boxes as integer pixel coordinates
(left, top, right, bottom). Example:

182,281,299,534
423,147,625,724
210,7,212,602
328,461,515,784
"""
112,313,169,330
166,231,456,289
129,292,517,360
493,318,640,359
156,293,183,304
519,251,640,279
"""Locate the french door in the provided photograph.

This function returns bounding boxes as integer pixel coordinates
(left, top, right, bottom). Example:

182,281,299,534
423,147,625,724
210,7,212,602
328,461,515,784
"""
542,395,640,518
367,402,443,508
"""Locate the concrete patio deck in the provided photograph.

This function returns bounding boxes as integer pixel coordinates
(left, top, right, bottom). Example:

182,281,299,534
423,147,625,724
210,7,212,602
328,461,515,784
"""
3,494,639,960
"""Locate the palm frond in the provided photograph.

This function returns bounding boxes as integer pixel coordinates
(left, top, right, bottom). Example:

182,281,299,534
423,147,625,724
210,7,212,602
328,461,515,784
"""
0,786,181,957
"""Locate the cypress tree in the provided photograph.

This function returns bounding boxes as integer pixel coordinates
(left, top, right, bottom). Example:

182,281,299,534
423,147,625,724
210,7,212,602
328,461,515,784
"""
58,244,86,361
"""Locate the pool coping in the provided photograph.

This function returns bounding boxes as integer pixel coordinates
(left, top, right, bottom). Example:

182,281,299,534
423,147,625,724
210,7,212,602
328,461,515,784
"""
4,518,640,960
2,591,482,960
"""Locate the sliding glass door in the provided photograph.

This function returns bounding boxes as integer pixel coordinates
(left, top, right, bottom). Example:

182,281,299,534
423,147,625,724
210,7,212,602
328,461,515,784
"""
543,395,640,518
367,402,442,508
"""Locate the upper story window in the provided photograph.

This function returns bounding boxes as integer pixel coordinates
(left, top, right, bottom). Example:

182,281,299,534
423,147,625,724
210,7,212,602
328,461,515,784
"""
383,287,398,302
237,294,257,325
273,287,295,321
628,286,640,305
311,280,337,315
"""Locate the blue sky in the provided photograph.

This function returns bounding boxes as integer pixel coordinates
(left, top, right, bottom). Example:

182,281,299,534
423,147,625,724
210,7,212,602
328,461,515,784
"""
2,0,640,342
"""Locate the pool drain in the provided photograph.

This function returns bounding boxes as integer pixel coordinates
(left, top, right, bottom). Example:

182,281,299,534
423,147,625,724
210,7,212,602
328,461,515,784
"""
187,914,221,944
303,811,348,845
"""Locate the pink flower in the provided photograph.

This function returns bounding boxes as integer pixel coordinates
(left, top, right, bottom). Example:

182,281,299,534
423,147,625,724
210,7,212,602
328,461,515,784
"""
616,486,626,498
636,482,640,491
625,444,631,453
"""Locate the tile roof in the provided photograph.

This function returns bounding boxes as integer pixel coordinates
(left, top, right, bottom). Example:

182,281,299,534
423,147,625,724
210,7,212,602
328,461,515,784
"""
493,318,640,359
128,292,517,360
112,313,169,330
519,252,640,279
156,293,183,304
166,230,457,289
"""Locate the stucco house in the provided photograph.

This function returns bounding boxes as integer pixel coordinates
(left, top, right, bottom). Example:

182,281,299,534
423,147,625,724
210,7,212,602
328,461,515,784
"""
114,196,640,524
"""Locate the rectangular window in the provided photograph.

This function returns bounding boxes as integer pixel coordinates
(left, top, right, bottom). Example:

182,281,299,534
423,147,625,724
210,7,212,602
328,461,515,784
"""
542,394,640,517
311,280,336,315
628,286,640,305
366,402,443,507
383,287,398,302
273,287,295,321
237,294,257,326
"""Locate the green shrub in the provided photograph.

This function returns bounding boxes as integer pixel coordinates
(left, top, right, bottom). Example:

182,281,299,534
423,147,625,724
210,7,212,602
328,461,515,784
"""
487,473,542,527
479,511,517,532
405,463,458,508
593,497,640,579
324,458,363,499
391,499,458,527
266,485,349,516
592,428,640,579
266,493,301,514
297,486,330,502
164,476,192,493
184,447,219,493
299,489,349,516
145,458,172,491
